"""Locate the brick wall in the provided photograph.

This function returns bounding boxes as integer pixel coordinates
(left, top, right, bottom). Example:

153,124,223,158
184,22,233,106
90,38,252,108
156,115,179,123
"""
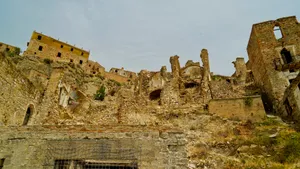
0,126,187,169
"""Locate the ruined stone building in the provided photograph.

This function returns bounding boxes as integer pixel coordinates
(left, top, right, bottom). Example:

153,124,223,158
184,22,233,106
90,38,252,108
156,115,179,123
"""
247,16,300,121
23,31,90,66
84,60,105,75
110,67,137,80
0,42,20,55
0,19,278,168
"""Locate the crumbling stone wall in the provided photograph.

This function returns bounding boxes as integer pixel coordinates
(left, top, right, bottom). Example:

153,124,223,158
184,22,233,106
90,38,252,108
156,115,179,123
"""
0,53,41,126
247,16,300,115
0,42,19,54
208,96,266,122
109,67,137,80
0,126,187,169
232,57,247,84
84,60,105,75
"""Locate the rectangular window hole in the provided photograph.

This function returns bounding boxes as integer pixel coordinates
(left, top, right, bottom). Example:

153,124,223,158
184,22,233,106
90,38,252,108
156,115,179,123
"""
38,35,42,40
38,46,43,51
81,52,84,56
57,52,61,57
70,59,73,63
79,60,83,64
71,48,73,51
0,43,2,47
27,42,29,46
61,45,64,48
5,48,9,51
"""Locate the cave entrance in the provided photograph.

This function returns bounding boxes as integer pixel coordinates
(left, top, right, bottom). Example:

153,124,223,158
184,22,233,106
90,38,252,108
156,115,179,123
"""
22,104,34,125
149,89,162,100
184,82,198,88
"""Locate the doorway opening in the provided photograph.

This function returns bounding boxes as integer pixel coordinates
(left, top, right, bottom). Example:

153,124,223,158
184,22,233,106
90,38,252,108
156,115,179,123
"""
281,48,293,64
22,104,34,125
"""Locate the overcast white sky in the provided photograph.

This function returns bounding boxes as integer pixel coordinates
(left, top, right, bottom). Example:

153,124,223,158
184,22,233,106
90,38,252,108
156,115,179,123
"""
0,0,299,75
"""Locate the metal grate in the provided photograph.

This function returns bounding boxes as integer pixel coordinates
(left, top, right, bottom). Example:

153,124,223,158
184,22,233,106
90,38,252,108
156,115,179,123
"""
43,139,140,169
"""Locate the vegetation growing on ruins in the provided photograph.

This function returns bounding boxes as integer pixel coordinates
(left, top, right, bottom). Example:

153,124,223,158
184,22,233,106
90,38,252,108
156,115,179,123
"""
94,85,106,101
244,97,253,107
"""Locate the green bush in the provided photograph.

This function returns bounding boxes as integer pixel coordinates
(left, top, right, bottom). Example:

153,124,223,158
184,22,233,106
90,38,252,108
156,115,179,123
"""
14,47,21,55
244,97,253,107
94,85,105,101
43,58,53,64
276,133,300,163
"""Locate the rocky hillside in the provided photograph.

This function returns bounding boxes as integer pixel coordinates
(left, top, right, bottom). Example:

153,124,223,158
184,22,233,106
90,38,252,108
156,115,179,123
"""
1,52,300,168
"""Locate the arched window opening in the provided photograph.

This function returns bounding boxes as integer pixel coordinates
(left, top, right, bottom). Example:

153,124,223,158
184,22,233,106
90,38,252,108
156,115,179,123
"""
281,48,293,64
149,89,162,100
274,26,283,40
22,104,34,125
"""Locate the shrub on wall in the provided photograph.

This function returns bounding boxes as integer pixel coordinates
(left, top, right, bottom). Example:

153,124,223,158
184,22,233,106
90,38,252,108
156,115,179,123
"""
244,97,253,107
94,85,105,101
43,58,53,64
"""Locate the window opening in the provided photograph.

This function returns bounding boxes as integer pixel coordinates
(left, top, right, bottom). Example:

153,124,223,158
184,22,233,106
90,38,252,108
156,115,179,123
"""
38,35,42,40
81,52,84,56
70,59,73,63
79,60,83,64
5,48,9,51
71,48,73,51
27,42,29,46
61,45,63,48
274,26,283,40
23,105,34,125
0,44,2,47
57,52,62,57
38,46,43,51
281,48,293,64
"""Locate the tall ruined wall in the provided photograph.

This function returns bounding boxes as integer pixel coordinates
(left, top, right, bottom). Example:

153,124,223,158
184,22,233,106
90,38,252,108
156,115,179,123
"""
0,53,41,126
247,16,300,112
0,126,187,169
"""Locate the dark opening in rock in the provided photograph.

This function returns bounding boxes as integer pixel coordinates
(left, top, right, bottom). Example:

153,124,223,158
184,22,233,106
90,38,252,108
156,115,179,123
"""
149,89,162,100
184,82,198,88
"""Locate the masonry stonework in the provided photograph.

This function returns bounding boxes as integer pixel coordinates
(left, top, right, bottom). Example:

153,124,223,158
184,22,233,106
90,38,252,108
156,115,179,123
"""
24,31,90,66
247,16,300,121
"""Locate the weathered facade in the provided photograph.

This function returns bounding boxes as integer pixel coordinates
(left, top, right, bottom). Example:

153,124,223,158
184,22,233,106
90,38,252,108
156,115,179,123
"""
23,31,90,66
110,67,137,80
0,42,20,55
247,16,300,121
0,126,187,169
84,60,105,75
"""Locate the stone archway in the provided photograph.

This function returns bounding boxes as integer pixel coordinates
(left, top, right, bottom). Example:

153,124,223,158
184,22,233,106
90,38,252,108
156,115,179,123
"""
22,104,35,125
